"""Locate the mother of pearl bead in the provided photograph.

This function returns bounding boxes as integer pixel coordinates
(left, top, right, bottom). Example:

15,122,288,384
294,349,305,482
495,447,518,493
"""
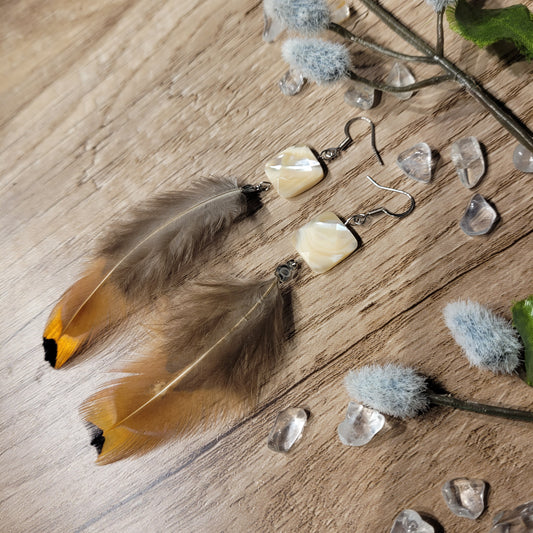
293,212,358,274
264,145,324,198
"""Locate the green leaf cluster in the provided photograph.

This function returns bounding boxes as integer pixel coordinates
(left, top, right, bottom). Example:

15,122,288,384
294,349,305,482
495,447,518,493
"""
447,0,533,59
512,296,533,386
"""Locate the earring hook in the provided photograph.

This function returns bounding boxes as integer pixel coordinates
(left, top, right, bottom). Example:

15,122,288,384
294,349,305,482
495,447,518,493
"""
319,117,384,166
345,175,415,226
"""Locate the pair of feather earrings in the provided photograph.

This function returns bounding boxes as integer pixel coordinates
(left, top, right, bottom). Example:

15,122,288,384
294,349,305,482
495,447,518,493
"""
43,117,405,464
44,175,298,464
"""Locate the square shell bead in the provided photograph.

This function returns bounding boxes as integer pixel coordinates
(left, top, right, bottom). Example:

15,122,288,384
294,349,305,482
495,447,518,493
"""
264,145,324,198
293,212,358,274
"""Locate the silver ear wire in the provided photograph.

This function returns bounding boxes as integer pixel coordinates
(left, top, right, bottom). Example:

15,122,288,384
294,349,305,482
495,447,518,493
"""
344,175,415,226
319,117,384,166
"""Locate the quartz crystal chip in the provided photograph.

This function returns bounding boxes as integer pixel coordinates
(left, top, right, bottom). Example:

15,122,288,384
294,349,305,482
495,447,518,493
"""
267,407,308,453
262,7,284,42
386,62,416,100
344,82,375,110
397,143,434,183
329,0,351,23
491,501,533,532
293,211,359,274
451,136,485,188
459,194,498,236
442,478,486,519
513,144,533,173
337,402,385,446
279,69,305,96
264,145,324,198
390,510,435,533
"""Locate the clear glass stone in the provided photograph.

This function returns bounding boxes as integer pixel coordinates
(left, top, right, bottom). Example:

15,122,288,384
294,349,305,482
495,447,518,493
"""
390,510,435,533
459,194,498,236
397,143,434,183
337,402,385,446
491,501,533,532
279,69,305,96
386,62,416,100
267,407,308,453
513,144,533,173
329,0,351,23
293,211,359,274
344,82,375,110
442,478,486,519
451,136,485,188
262,7,284,43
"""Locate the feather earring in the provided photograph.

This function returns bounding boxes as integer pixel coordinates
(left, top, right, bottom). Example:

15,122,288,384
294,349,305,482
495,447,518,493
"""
80,260,298,464
43,177,269,369
44,117,382,369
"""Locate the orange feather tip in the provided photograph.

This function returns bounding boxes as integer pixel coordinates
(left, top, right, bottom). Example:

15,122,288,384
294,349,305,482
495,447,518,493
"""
42,306,84,368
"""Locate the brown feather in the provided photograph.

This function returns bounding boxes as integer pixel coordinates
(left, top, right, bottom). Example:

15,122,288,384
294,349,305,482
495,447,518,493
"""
80,275,286,464
43,177,262,368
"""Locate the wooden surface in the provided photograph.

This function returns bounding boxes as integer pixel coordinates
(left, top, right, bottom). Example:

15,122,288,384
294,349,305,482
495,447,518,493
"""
1,0,532,531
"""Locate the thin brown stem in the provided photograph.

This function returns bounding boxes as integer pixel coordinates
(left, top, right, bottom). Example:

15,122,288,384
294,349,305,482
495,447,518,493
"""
428,392,533,423
346,70,453,93
329,22,436,64
436,10,444,56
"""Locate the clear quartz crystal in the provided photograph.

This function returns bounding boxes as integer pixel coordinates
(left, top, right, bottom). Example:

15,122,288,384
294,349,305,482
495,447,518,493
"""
386,62,416,100
491,501,533,532
337,402,385,446
397,143,434,183
267,407,308,453
344,82,375,110
459,194,498,236
329,0,351,23
451,136,486,188
390,510,435,533
279,69,305,96
442,478,486,519
262,7,284,43
513,144,533,173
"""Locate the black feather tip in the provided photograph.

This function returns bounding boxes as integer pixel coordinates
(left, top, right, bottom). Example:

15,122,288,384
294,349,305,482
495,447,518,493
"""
88,424,105,455
43,337,57,368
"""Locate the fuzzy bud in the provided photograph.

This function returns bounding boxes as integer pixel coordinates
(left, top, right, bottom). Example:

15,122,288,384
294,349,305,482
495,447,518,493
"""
264,0,331,35
444,300,522,374
424,0,456,12
282,38,350,84
344,364,429,418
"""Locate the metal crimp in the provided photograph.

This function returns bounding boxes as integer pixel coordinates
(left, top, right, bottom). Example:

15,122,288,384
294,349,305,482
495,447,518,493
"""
275,259,299,283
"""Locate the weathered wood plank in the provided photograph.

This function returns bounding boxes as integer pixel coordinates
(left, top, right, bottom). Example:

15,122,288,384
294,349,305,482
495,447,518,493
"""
1,0,532,531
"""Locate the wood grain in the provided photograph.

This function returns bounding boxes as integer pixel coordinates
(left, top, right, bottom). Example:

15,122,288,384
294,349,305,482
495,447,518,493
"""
1,0,532,531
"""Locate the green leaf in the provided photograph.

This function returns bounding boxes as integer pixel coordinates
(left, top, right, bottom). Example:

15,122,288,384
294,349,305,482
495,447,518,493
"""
512,295,533,386
447,0,533,59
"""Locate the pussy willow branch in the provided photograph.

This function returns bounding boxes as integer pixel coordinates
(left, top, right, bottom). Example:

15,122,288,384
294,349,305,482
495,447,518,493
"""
428,392,533,423
355,0,533,153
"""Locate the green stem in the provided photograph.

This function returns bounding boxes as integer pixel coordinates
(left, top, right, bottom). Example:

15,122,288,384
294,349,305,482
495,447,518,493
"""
347,70,453,93
358,0,533,153
428,392,533,423
328,22,436,63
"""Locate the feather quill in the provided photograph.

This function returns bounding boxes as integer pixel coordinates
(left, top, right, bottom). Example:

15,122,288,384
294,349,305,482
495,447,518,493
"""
80,263,297,464
43,177,265,369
